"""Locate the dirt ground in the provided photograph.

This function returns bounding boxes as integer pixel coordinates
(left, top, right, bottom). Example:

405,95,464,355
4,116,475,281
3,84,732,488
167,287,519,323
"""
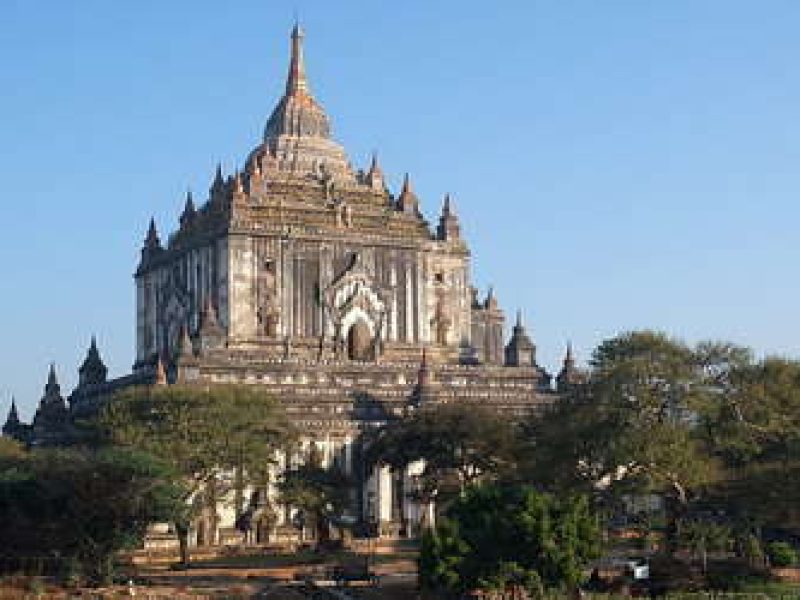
0,549,418,599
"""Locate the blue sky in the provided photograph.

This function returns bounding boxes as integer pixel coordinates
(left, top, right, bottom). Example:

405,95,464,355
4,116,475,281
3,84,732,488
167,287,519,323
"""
2,1,799,418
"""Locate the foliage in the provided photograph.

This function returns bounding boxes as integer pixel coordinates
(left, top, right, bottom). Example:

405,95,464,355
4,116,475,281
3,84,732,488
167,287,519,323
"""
766,541,797,567
678,519,731,572
698,353,800,534
98,384,293,563
526,332,719,505
278,460,352,547
366,402,518,514
0,447,185,584
419,484,601,597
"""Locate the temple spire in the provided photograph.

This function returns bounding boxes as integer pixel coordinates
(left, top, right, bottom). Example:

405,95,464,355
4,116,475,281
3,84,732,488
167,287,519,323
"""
180,189,196,228
437,194,461,241
145,218,160,249
79,335,108,386
46,363,58,392
398,173,419,214
565,341,574,365
6,398,19,426
286,22,308,96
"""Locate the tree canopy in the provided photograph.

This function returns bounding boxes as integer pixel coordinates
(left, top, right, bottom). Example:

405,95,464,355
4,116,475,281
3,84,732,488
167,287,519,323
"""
419,484,601,597
0,446,185,584
367,401,518,503
98,383,293,563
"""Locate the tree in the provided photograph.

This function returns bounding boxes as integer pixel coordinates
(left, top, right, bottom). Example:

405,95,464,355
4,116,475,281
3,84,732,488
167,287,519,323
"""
679,519,731,573
697,351,800,535
523,331,719,552
99,384,292,565
0,447,185,584
419,484,601,598
278,459,353,547
366,402,518,528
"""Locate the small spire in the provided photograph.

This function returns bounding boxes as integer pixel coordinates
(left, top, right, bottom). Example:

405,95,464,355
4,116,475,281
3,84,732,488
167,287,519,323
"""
145,217,160,248
437,194,460,240
154,356,167,386
516,309,523,329
177,323,195,360
286,22,308,96
564,341,574,365
211,163,225,195
484,287,498,310
47,363,58,388
365,152,384,190
398,173,419,214
180,189,196,228
79,335,108,386
200,296,223,334
2,397,21,435
7,398,19,424
401,173,412,195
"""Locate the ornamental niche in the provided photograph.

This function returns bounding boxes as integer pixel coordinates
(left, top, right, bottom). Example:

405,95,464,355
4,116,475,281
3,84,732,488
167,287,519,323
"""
323,253,389,361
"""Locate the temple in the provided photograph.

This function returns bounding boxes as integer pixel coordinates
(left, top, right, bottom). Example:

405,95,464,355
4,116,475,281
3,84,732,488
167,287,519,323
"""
4,26,585,544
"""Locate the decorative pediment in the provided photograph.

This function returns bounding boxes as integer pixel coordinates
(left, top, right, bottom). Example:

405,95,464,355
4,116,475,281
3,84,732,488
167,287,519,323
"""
323,252,389,347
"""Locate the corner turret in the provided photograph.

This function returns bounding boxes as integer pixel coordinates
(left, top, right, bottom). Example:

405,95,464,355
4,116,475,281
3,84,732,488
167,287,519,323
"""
140,218,163,266
504,311,536,367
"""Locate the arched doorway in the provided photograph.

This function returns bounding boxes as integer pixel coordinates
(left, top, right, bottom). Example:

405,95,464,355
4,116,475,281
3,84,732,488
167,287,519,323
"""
347,319,372,361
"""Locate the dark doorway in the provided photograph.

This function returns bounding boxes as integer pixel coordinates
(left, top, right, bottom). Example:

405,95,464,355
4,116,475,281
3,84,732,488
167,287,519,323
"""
347,319,372,361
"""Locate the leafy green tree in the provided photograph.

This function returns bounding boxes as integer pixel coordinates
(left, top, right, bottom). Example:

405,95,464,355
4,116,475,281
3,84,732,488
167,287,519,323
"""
278,459,352,547
366,402,518,528
766,541,797,567
99,384,292,565
679,519,731,573
0,447,185,584
698,352,800,535
524,331,719,551
419,484,601,598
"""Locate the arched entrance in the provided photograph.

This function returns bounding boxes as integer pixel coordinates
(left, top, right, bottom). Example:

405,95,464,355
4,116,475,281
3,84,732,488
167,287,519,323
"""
347,319,372,361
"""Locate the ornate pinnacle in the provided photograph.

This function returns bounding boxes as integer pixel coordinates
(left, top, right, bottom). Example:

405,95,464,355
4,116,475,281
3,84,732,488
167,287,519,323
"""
211,163,225,194
286,23,308,96
145,217,160,248
564,341,574,366
177,323,195,360
6,398,19,425
398,173,419,213
401,173,412,196
442,193,452,216
45,363,60,396
154,356,167,386
200,296,221,330
233,171,244,194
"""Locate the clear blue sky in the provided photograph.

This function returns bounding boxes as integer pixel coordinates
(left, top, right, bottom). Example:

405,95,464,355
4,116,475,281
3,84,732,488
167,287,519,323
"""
2,1,799,418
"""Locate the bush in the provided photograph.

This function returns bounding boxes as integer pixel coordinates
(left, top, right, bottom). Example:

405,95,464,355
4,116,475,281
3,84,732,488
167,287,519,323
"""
767,541,798,567
419,484,601,597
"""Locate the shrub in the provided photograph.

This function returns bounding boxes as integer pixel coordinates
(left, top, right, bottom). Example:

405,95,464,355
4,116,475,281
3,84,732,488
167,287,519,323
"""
766,541,797,567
